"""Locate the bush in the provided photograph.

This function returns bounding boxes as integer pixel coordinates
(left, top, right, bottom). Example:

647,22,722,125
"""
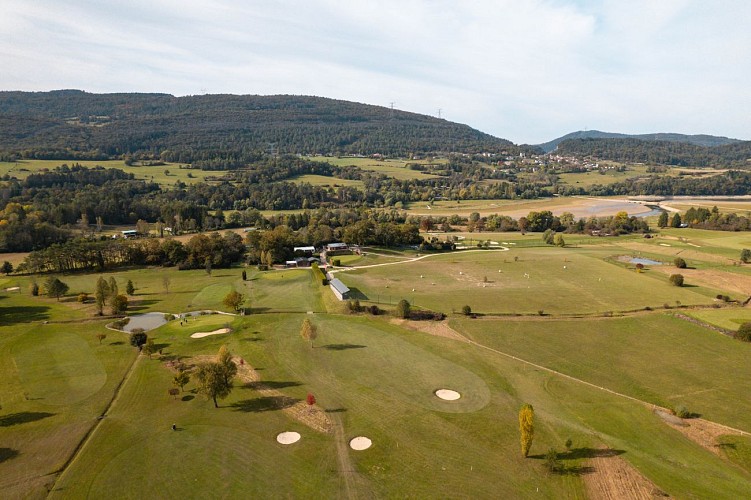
669,274,684,287
395,299,411,319
368,305,381,315
737,322,751,342
674,257,687,269
462,305,472,316
77,293,89,303
675,405,691,418
130,329,147,349
31,282,39,296
741,248,751,263
332,258,341,267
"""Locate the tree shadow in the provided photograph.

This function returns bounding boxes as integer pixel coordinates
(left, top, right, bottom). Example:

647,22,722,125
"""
249,307,271,314
153,342,170,351
0,306,51,326
109,341,125,346
0,411,56,427
128,300,160,312
0,448,20,463
560,448,626,460
244,381,301,390
241,337,264,342
181,395,195,402
554,465,596,476
321,343,367,351
231,396,299,412
325,408,347,413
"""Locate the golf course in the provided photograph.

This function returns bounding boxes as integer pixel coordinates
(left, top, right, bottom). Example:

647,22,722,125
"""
2,226,751,499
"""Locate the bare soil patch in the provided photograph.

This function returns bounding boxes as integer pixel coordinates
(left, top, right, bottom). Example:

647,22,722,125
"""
390,318,469,343
584,450,668,500
659,413,746,457
233,358,332,434
652,267,751,296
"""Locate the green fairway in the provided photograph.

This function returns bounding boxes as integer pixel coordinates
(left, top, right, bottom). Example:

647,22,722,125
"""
454,313,751,432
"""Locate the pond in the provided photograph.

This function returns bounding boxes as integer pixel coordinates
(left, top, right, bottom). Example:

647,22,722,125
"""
122,310,229,332
123,312,169,332
630,257,662,266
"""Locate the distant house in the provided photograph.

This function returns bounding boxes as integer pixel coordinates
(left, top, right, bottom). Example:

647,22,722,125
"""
325,242,349,254
329,278,350,301
121,230,138,239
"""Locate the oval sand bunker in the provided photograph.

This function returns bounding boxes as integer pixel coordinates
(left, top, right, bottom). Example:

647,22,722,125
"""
276,431,301,445
435,389,461,401
190,328,230,339
349,436,372,450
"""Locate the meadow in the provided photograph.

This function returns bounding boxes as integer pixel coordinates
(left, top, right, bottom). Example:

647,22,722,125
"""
2,227,751,498
307,156,443,180
0,159,217,187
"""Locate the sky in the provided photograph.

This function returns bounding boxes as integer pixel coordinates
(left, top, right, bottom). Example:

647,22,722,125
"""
1,0,750,144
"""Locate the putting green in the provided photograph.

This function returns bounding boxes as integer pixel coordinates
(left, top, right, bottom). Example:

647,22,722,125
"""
12,331,106,405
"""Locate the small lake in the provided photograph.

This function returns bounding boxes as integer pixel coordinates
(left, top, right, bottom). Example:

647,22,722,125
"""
630,257,662,266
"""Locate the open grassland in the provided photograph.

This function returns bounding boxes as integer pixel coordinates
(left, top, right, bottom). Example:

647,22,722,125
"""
684,307,751,331
307,156,443,180
0,159,217,186
336,247,720,315
549,164,651,187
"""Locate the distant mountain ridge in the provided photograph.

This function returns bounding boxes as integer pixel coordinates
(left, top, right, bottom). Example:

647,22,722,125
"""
0,90,516,160
537,130,741,153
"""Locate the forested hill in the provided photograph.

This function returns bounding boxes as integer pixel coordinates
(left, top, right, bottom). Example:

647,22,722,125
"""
536,129,741,154
554,137,751,167
0,90,515,161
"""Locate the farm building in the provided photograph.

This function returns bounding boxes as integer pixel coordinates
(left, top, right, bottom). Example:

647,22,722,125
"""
325,242,349,254
329,278,350,300
121,230,138,239
286,257,321,268
293,246,316,254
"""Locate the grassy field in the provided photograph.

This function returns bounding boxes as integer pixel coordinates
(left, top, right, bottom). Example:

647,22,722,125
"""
307,156,443,180
0,159,217,187
337,246,720,314
289,174,364,189
4,229,751,497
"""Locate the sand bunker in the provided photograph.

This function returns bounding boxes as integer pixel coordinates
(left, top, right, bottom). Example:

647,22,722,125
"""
190,328,231,339
435,389,461,401
276,431,301,445
4,286,20,292
349,436,372,450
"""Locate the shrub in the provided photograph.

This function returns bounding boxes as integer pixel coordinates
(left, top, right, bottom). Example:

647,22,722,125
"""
332,258,341,267
669,274,684,287
740,248,751,263
368,305,381,315
675,405,691,418
77,293,89,303
737,322,751,342
674,257,687,269
31,282,39,296
462,305,472,316
395,299,411,319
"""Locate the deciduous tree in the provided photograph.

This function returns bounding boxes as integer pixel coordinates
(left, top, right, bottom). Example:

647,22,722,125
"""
173,370,190,392
395,299,411,319
300,318,318,348
130,329,147,350
95,277,109,315
195,345,237,408
519,403,534,457
223,290,245,312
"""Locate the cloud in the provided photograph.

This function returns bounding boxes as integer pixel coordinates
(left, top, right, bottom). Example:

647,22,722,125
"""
0,0,749,143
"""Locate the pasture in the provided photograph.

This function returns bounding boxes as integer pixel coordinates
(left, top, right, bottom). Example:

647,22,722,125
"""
289,174,364,189
307,156,443,180
0,159,217,186
336,247,719,314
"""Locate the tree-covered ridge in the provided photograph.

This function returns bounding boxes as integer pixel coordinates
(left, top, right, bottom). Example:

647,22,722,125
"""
535,130,741,154
555,137,751,167
0,91,515,159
